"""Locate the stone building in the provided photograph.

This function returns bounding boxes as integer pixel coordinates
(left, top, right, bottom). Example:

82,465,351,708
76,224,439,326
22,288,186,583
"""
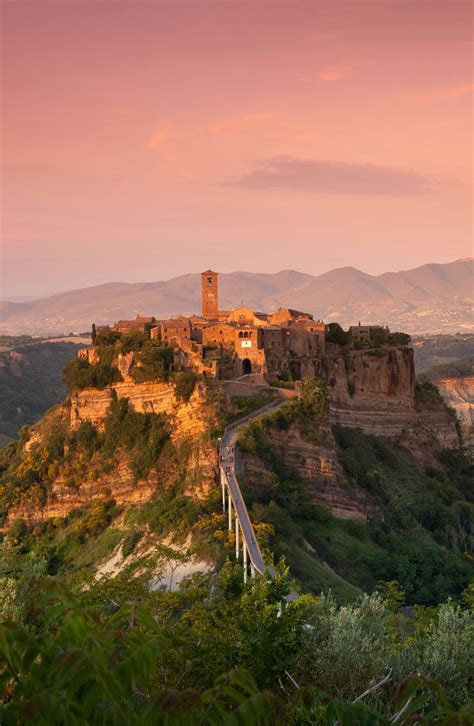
82,269,394,383
113,315,156,334
201,270,219,320
159,316,191,343
349,323,389,344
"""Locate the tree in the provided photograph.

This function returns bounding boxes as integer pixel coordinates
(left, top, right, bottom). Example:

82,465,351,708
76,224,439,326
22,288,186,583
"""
326,323,351,345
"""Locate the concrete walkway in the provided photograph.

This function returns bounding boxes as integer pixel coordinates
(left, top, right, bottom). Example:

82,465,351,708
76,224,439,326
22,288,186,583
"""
219,393,299,600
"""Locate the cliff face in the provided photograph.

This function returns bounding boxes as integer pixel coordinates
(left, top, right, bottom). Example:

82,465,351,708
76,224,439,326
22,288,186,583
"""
323,350,459,456
240,348,460,522
70,380,215,446
435,376,474,444
3,346,461,528
5,381,218,526
242,421,373,522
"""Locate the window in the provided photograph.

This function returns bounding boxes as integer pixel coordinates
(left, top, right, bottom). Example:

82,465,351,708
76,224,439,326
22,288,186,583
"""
207,276,212,285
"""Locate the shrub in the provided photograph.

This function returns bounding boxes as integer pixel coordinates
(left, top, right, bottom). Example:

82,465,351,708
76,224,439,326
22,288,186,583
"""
72,422,100,456
172,371,198,402
326,323,351,345
93,328,121,347
121,529,143,558
388,331,411,346
63,359,122,392
131,343,174,383
102,397,170,480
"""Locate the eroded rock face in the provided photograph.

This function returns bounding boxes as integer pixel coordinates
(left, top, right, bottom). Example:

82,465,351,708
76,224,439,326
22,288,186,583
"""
242,421,373,522
323,349,416,403
117,352,135,378
70,381,177,431
241,348,460,522
78,347,99,365
5,381,219,526
435,376,474,444
323,350,459,457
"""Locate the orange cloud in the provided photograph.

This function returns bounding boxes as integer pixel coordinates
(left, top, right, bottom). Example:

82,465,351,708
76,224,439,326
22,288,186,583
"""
319,66,353,82
418,83,474,101
147,122,173,151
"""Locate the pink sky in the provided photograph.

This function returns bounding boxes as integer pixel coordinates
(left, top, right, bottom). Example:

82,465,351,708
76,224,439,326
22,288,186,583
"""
1,0,472,298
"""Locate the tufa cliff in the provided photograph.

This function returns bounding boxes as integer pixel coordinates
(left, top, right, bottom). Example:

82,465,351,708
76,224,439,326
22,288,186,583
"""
1,346,461,529
2,381,219,527
239,349,460,524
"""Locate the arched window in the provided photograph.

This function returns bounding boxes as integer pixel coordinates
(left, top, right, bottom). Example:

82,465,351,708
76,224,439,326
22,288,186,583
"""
244,331,249,338
239,331,244,338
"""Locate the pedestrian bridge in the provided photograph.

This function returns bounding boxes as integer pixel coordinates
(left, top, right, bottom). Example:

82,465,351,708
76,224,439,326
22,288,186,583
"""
219,396,298,601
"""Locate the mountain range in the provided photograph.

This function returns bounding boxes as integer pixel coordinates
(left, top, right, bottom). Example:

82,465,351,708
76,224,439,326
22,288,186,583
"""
1,258,472,336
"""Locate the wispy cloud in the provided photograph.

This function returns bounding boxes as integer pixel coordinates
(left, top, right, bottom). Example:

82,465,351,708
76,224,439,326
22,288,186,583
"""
147,113,282,179
318,65,353,82
226,156,433,197
417,83,474,101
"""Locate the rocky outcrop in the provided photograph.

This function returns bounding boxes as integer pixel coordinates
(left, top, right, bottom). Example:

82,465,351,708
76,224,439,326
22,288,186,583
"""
8,453,156,524
70,381,177,431
78,347,99,365
240,348,460,522
322,350,459,457
242,421,373,522
435,376,474,444
324,348,416,402
5,381,218,527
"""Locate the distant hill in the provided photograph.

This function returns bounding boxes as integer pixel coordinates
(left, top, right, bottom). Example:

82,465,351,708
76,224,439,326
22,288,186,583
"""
413,333,474,375
1,258,472,336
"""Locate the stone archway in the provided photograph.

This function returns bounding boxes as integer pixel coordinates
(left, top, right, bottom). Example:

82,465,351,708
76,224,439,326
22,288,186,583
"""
242,358,252,375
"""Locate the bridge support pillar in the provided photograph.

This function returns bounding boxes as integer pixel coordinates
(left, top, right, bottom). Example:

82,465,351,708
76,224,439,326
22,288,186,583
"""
228,491,232,531
221,478,226,513
243,543,248,584
235,516,239,559
250,564,256,579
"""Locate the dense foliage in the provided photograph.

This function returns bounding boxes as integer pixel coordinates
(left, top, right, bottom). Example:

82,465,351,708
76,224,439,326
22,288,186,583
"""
63,357,123,392
0,562,472,724
325,323,351,346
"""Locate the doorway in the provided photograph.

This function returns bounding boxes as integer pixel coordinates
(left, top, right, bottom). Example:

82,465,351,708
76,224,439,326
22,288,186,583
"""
242,358,252,375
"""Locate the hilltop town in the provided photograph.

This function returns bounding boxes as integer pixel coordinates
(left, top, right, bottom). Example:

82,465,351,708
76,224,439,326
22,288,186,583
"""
80,269,405,382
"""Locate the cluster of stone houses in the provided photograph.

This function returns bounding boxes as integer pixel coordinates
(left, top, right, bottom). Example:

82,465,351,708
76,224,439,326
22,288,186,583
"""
104,270,389,380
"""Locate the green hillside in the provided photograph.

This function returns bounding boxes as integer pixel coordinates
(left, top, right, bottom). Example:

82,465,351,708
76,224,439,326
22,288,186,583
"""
0,372,472,722
0,340,86,445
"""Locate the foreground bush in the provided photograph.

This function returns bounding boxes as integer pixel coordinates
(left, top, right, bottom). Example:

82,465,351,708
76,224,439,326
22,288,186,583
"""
0,578,472,725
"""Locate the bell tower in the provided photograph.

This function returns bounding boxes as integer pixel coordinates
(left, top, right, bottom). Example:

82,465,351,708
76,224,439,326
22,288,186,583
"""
201,269,219,319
